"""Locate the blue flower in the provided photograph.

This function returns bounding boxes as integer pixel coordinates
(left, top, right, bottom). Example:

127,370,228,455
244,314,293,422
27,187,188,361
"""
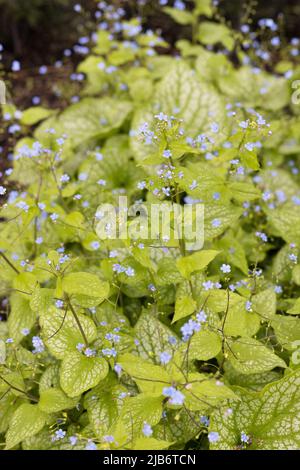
189,180,198,190
241,24,250,33
69,436,77,446
196,310,207,323
241,432,250,444
160,351,172,364
208,431,220,443
163,386,185,405
289,253,298,263
137,181,147,190
274,285,283,294
142,422,153,437
163,149,172,158
90,241,100,250
211,218,221,228
155,112,168,122
50,213,59,221
21,328,30,336
174,0,185,10
181,319,200,341
168,336,177,345
200,416,210,427
84,348,96,357
202,280,214,291
239,120,249,129
102,348,117,358
85,441,97,450
125,267,135,277
16,201,29,212
52,429,66,441
245,142,255,152
11,60,21,72
114,364,122,376
220,264,231,273
60,174,70,183
255,231,268,242
32,336,45,354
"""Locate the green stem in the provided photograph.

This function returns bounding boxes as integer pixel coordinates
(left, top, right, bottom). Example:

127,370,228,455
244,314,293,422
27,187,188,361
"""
0,374,38,403
65,295,89,347
174,182,186,257
0,251,20,274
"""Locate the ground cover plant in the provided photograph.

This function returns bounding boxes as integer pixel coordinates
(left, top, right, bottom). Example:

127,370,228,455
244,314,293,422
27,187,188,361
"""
0,0,300,451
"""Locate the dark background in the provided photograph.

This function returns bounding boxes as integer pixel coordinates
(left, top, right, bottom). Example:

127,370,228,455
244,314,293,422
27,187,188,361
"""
0,0,299,66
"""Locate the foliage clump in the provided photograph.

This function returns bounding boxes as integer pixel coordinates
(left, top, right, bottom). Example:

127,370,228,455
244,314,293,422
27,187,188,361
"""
1,0,300,451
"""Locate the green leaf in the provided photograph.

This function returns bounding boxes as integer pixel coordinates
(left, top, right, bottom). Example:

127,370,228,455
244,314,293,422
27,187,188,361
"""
215,231,248,274
40,306,97,359
13,272,37,295
226,337,287,375
0,339,6,364
184,374,238,411
30,286,55,312
134,311,178,363
109,46,135,66
177,250,220,279
173,295,196,323
228,181,261,202
156,257,183,286
198,22,234,50
204,203,242,240
0,372,25,396
118,353,170,395
133,437,172,450
128,77,153,103
8,293,36,343
271,315,300,350
112,394,163,447
189,330,222,360
223,298,260,338
38,387,79,413
223,361,282,392
58,97,132,147
60,351,109,397
287,297,300,314
266,203,300,245
209,370,300,449
252,288,277,320
195,0,213,16
20,107,55,126
39,364,60,392
292,265,300,285
0,394,24,434
154,407,200,445
163,7,194,25
218,66,289,111
5,404,47,450
62,272,110,307
131,61,226,162
84,375,124,439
